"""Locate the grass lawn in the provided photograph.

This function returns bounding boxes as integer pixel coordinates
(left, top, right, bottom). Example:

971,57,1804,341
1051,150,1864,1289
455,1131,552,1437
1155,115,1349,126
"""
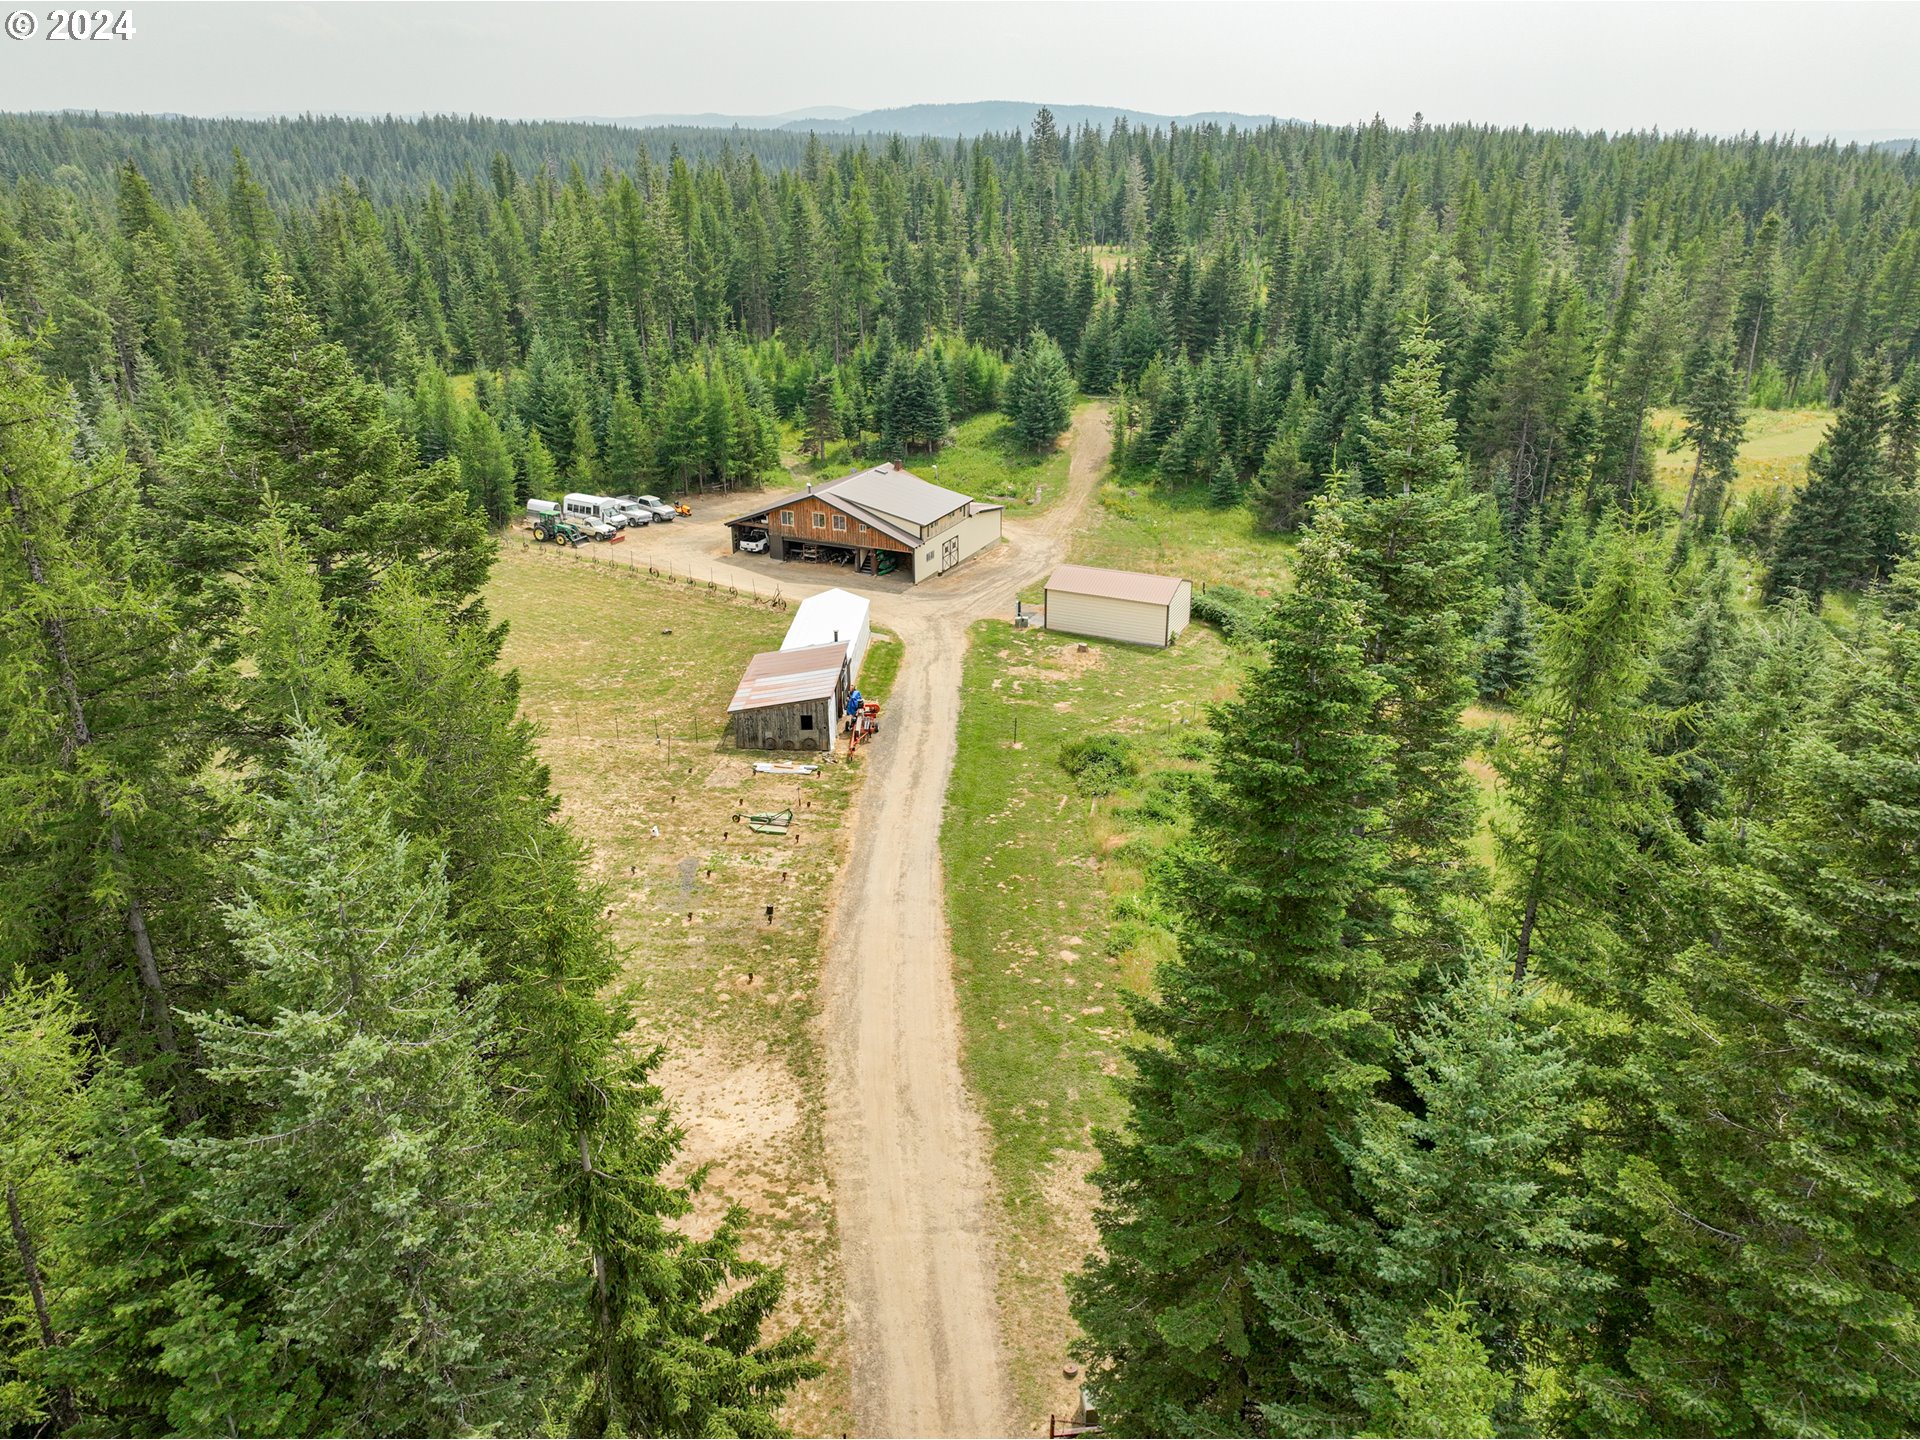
487,538,865,1435
857,629,904,704
782,409,1073,512
943,619,1246,1422
1046,476,1296,603
1647,404,1832,509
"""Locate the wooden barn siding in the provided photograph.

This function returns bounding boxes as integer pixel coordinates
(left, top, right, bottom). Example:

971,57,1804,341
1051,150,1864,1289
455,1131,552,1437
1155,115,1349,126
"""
731,698,834,752
770,496,913,552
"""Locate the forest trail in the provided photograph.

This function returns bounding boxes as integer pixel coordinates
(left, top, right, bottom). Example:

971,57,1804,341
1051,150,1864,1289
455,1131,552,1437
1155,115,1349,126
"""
819,406,1109,1438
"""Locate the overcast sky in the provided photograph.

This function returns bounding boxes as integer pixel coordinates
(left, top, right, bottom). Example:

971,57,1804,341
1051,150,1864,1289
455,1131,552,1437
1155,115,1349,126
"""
2,1,1915,141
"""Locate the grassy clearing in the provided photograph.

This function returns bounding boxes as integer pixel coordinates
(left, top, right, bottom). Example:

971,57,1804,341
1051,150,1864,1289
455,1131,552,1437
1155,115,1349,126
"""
943,620,1246,1423
1647,404,1832,508
782,409,1073,512
856,630,903,704
487,539,861,1435
1050,478,1295,603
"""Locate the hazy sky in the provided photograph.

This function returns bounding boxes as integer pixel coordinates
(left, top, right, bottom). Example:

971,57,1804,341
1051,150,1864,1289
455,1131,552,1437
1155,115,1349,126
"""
2,1,1916,140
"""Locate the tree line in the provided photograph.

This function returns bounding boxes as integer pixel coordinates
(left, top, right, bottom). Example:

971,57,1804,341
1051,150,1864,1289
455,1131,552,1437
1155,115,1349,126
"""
3,104,1920,1436
1074,330,1920,1437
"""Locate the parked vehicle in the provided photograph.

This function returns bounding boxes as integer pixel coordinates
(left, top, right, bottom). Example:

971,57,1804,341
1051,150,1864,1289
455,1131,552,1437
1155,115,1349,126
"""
631,494,676,523
610,498,655,527
531,515,586,546
527,498,559,519
739,532,769,554
577,517,616,540
563,493,628,529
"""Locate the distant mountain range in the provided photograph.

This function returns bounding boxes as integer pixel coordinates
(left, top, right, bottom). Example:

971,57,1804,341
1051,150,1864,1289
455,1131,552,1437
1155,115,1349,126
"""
569,101,1284,138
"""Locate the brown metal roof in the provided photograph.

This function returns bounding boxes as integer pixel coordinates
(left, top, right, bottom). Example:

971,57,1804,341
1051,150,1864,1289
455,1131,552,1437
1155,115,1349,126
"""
726,642,850,712
1045,564,1187,607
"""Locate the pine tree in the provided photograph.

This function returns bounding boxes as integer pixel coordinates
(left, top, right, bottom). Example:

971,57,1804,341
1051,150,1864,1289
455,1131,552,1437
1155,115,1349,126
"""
454,401,515,525
1889,361,1920,485
1073,507,1394,1434
0,971,89,1431
1208,455,1242,508
1768,359,1901,600
1363,1298,1510,1440
178,732,572,1434
1679,346,1745,529
1476,584,1537,702
1007,329,1075,451
158,272,490,630
1497,528,1671,987
1338,957,1603,1421
1617,557,1920,1434
1647,553,1740,840
1345,328,1493,933
0,329,205,1072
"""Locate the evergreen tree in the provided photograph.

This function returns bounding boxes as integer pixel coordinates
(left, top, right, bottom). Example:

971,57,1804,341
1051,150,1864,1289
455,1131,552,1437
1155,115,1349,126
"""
1768,359,1902,600
159,273,490,631
1345,328,1493,929
0,329,206,1072
1007,328,1075,451
1208,454,1242,508
1073,507,1394,1434
1679,346,1745,529
1618,558,1920,1435
1363,1298,1509,1440
1496,528,1671,987
455,401,515,525
1477,584,1538,702
1339,957,1604,1422
0,971,89,1431
178,732,573,1434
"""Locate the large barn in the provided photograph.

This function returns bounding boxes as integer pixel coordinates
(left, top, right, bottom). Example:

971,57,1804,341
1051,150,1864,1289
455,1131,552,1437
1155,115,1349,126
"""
1044,564,1192,647
726,641,851,751
725,462,1003,584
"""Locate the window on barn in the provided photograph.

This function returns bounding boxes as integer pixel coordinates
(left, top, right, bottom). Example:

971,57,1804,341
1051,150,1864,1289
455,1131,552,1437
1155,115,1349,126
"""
832,514,847,531
813,512,827,529
799,713,815,730
780,510,795,527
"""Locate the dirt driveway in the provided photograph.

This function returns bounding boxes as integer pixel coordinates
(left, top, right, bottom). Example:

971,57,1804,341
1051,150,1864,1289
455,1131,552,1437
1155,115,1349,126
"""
633,410,1110,1437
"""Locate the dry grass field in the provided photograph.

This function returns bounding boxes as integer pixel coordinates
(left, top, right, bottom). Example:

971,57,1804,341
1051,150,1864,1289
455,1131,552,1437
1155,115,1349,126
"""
486,538,871,1435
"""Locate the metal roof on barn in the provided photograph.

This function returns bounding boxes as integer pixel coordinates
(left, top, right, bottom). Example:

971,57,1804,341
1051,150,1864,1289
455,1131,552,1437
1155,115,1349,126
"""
1045,564,1188,606
825,464,972,526
726,641,850,712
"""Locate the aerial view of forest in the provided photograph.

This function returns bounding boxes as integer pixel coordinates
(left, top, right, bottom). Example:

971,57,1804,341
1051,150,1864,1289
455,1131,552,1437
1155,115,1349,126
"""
3,3,1918,1437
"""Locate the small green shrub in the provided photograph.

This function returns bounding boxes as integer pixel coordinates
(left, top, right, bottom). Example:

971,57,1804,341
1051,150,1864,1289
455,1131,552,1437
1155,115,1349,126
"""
1058,732,1139,796
1171,729,1213,762
1190,582,1265,641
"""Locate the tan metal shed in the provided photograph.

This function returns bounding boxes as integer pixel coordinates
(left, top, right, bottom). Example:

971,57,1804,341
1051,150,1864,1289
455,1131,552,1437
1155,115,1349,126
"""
1043,564,1192,647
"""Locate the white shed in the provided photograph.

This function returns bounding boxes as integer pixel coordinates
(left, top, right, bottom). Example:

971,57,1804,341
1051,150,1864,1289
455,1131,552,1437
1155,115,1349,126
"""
1044,564,1192,648
782,587,873,680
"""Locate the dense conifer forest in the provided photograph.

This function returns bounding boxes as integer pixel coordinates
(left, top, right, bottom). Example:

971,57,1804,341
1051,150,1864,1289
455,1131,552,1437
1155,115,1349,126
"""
2,104,1919,1435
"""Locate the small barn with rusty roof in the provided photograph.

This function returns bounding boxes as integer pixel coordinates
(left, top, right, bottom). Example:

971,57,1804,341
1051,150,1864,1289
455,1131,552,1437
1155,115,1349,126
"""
726,641,851,751
724,462,1002,583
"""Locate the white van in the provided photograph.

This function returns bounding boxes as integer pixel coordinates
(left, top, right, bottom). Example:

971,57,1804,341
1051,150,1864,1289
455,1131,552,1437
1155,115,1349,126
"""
563,493,626,529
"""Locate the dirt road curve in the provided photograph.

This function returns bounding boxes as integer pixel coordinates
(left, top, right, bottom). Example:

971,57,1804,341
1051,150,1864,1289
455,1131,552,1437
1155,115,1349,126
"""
640,408,1110,1437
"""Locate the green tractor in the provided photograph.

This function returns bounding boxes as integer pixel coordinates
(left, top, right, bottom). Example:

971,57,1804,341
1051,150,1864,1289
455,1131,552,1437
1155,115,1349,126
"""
532,514,587,547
